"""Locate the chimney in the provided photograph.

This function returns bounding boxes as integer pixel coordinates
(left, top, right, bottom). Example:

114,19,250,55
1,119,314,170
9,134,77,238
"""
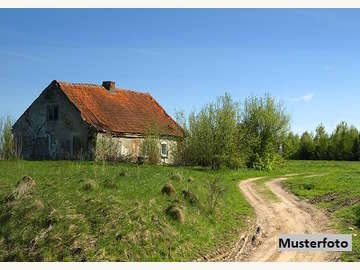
102,81,116,92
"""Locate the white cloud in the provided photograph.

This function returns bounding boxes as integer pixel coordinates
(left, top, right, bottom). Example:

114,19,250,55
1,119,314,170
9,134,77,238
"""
291,93,314,102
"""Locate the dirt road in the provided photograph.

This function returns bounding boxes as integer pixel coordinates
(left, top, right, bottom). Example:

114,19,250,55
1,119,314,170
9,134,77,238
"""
205,175,338,262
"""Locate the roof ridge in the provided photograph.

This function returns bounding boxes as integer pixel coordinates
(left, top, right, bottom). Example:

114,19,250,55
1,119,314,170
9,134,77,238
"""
56,80,149,95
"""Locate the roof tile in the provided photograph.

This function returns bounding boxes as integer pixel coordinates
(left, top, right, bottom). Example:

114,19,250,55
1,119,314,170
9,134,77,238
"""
55,80,184,137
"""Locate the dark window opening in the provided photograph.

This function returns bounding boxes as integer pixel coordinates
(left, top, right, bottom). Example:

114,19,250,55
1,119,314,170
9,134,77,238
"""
161,143,168,157
73,136,82,158
47,104,59,121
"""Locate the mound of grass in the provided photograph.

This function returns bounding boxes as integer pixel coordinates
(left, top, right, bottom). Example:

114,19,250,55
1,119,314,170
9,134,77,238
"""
82,180,98,191
170,172,183,182
0,160,258,261
103,179,117,189
165,204,185,224
161,182,176,196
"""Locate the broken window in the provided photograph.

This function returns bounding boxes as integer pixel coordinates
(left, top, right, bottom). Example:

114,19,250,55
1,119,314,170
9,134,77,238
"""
161,142,168,157
47,104,59,121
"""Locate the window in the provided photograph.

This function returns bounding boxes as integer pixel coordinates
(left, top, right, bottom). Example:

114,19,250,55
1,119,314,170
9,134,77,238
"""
47,104,59,121
161,143,168,157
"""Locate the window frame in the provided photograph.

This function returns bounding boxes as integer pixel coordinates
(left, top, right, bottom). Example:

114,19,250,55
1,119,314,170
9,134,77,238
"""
160,142,168,158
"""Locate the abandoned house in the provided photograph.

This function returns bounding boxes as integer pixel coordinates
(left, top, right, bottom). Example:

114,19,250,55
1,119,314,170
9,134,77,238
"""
12,80,184,163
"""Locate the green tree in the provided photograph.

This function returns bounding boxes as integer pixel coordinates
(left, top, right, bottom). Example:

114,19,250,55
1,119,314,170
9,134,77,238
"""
0,116,18,160
239,94,290,169
299,131,315,160
328,122,358,161
282,132,301,159
313,123,329,160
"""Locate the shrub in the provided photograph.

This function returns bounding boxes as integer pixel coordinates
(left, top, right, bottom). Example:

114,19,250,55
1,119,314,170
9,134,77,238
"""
0,116,20,160
139,122,161,165
252,152,284,171
206,178,225,214
95,134,131,162
302,183,315,191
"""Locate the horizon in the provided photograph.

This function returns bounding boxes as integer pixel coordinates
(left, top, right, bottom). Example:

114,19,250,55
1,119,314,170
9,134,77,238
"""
1,9,360,135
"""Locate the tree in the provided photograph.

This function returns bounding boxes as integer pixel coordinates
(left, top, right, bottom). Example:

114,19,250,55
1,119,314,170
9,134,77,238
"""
239,94,290,169
0,116,18,160
282,132,300,159
313,123,329,160
299,131,315,160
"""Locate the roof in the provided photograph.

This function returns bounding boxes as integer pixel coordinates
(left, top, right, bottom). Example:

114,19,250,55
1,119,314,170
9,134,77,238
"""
53,80,184,137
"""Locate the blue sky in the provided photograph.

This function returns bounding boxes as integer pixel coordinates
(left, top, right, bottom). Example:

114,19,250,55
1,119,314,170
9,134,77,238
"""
1,9,360,134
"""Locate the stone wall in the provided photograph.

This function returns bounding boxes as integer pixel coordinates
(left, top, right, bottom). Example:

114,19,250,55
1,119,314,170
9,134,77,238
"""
95,133,178,164
13,83,96,160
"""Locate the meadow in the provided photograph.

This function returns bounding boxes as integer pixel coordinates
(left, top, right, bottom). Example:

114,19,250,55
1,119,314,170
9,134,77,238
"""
0,160,359,261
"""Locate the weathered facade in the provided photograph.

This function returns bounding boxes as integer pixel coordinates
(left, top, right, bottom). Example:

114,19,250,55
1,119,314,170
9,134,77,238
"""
13,80,184,163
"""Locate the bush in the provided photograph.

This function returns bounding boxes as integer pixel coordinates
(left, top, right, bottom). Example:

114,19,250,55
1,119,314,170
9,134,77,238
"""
206,178,225,214
0,116,20,160
139,122,161,165
173,93,289,171
252,152,284,171
95,134,133,162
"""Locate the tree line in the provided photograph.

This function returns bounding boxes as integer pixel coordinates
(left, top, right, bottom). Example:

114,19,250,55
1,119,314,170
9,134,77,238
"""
2,92,360,168
283,122,360,161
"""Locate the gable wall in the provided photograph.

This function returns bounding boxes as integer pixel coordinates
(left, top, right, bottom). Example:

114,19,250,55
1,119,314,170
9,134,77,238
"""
13,83,96,160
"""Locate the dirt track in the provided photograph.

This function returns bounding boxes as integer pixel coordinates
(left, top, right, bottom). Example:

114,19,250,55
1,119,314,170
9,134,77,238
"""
205,175,338,262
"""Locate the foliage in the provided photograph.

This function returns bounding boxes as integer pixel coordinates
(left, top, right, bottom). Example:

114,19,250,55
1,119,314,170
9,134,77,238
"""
206,177,225,214
0,116,20,160
286,121,360,161
282,132,300,159
139,122,161,165
239,94,289,169
175,93,289,170
95,134,131,162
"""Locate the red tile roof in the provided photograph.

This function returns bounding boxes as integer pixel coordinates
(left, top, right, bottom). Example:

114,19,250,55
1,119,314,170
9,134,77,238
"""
54,80,184,137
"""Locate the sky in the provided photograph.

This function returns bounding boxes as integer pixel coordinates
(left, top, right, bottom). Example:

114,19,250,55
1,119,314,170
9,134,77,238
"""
1,9,360,135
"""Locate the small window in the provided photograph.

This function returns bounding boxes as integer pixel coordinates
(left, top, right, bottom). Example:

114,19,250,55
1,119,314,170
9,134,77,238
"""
47,104,59,121
161,143,168,157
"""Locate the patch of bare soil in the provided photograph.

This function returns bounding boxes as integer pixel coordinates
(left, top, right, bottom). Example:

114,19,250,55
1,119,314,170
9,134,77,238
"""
205,175,339,262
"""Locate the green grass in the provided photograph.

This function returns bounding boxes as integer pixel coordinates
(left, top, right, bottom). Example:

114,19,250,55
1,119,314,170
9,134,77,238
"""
1,160,359,261
0,160,275,262
282,160,360,261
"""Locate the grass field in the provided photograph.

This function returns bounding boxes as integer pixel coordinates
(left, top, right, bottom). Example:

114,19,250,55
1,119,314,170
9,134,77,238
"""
0,160,359,261
282,160,360,261
0,160,270,261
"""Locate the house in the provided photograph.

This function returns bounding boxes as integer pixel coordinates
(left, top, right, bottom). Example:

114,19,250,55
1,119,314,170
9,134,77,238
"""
12,80,184,163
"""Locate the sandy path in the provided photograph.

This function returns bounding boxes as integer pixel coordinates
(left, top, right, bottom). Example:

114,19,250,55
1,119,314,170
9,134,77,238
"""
204,175,338,262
